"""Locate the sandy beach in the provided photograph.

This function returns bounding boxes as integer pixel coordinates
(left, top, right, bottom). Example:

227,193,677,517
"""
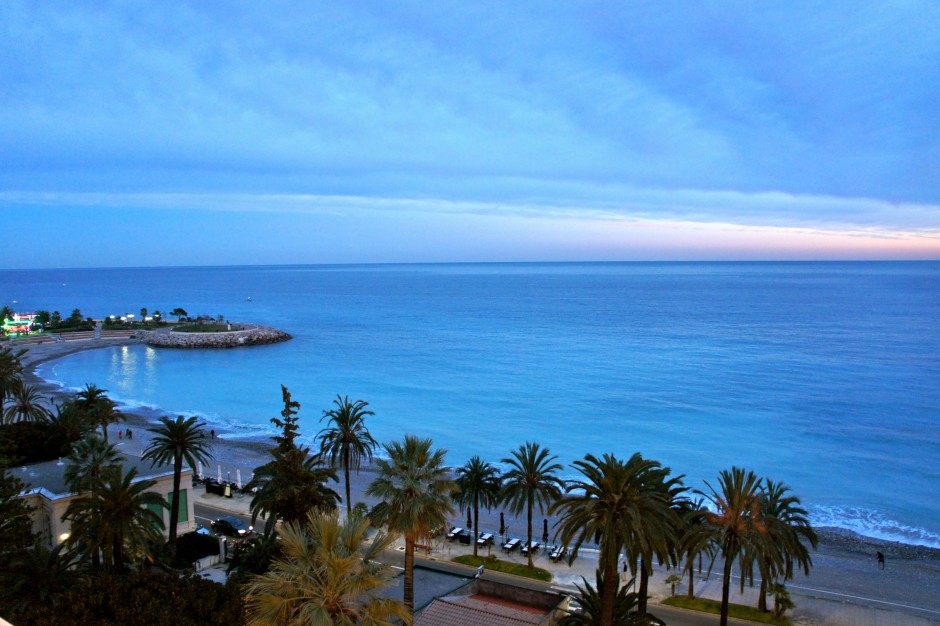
14,338,940,625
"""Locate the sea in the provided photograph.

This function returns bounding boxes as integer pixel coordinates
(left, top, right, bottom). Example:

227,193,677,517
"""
3,262,938,547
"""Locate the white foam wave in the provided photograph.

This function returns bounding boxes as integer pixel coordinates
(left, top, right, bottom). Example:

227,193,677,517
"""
809,505,940,548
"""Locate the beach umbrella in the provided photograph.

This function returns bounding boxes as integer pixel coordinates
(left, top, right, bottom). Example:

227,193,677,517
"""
196,460,203,480
467,507,472,531
542,518,549,545
217,464,222,483
499,512,505,538
236,469,242,490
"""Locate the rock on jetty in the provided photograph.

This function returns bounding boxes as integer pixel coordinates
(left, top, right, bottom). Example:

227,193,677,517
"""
137,324,291,348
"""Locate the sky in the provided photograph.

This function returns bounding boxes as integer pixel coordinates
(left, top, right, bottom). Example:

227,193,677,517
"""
1,1,939,268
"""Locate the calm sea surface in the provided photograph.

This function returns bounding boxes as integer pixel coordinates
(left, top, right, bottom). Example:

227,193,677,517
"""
3,262,938,546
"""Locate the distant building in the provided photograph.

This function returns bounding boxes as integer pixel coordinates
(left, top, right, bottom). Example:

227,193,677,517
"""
2,312,39,336
415,577,570,626
15,456,194,547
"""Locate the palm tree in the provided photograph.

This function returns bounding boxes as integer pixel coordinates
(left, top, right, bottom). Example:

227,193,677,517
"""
317,395,378,516
694,467,771,626
74,383,125,443
2,382,52,424
64,434,124,494
559,572,646,626
244,510,408,626
143,415,213,545
752,479,817,613
454,455,502,557
64,465,167,572
501,441,564,569
551,453,676,626
0,345,25,415
366,435,455,618
0,542,86,613
676,497,712,600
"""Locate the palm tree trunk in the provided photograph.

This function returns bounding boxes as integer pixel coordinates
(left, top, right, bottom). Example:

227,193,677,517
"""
169,455,182,544
758,576,768,612
472,496,479,558
344,460,352,516
600,542,618,626
720,549,734,626
404,533,416,618
638,557,649,615
687,555,695,599
526,495,534,569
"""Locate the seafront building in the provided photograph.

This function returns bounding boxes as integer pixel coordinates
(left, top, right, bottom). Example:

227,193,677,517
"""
15,457,194,547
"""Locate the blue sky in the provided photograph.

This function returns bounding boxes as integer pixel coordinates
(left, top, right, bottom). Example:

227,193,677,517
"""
1,1,938,268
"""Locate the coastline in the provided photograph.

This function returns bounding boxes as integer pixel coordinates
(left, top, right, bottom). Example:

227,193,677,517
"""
14,338,940,623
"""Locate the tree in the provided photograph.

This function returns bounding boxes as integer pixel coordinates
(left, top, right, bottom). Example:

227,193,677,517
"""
454,455,502,557
143,415,213,545
74,384,125,443
43,399,95,455
0,306,13,323
246,386,339,530
501,441,564,569
34,310,51,326
0,468,35,561
752,479,817,613
50,310,62,328
0,542,86,614
0,346,25,415
170,307,188,322
140,308,148,320
67,309,84,326
244,511,407,626
366,435,455,618
694,467,771,626
676,497,712,600
558,573,657,626
3,383,52,424
64,466,167,572
551,453,676,626
64,435,123,494
317,395,378,516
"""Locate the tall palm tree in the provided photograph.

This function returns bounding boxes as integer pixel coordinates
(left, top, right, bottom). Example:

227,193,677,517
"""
634,461,685,616
454,455,502,557
501,441,564,569
752,479,817,613
244,510,407,626
694,467,772,626
0,345,25,415
143,415,213,544
551,453,675,626
317,395,378,516
558,572,645,626
64,434,124,494
676,497,713,600
2,382,52,424
64,465,167,572
366,435,455,618
74,383,124,443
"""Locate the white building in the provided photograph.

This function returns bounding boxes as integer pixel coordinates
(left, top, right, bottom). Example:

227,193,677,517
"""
16,457,195,547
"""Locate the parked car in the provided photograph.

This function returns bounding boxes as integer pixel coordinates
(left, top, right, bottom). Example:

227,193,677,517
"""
211,515,254,538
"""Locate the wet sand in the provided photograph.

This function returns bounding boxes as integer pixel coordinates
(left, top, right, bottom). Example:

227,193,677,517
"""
14,338,940,624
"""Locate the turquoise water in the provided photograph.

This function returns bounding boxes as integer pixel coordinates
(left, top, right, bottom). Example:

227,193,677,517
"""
4,262,939,546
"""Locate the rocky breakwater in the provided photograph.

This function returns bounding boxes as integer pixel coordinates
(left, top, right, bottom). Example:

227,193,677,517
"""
138,324,291,348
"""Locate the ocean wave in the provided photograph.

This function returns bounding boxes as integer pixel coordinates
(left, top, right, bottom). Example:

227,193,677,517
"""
808,505,940,548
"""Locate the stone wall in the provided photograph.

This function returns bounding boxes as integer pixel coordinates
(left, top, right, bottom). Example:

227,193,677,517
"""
137,324,291,348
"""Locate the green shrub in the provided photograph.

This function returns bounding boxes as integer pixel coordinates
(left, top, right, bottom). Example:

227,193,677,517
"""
662,595,791,625
452,554,552,582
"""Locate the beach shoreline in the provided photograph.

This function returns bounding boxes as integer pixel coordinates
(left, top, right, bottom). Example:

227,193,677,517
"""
14,337,940,624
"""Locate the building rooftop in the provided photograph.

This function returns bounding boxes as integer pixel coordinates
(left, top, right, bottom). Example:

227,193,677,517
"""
16,454,184,499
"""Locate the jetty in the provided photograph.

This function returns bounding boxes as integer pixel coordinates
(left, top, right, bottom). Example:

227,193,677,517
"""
136,323,291,348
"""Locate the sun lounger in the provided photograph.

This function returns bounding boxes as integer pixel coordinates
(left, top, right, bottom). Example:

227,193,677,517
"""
446,527,463,540
501,538,521,552
477,532,494,546
520,540,541,556
549,545,567,562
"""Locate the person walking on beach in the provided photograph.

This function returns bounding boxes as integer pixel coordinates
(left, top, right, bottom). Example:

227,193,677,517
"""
877,551,885,570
